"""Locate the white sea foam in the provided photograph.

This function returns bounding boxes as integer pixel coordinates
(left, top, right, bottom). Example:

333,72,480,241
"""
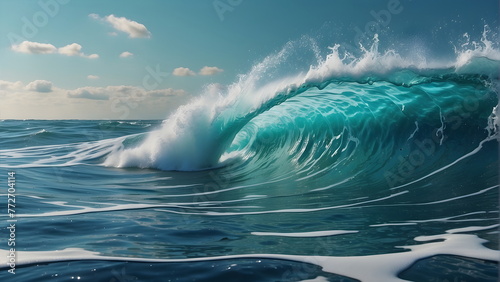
155,191,409,216
251,230,358,237
369,211,498,227
0,136,125,168
455,27,500,72
0,225,497,282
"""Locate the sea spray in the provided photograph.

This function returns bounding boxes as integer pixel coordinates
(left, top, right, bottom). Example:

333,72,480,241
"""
104,27,499,172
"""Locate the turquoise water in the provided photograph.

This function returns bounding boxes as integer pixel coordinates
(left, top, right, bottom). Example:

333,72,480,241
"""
1,32,499,281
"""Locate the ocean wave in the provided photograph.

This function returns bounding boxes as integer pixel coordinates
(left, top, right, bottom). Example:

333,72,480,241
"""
103,27,499,174
1,29,497,177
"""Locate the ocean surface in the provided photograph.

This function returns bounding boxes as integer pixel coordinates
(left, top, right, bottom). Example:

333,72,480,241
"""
1,29,500,281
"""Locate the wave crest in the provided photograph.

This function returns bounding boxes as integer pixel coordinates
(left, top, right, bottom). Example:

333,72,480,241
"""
104,27,499,171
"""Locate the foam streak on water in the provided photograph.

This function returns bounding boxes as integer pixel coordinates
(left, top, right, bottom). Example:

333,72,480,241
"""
0,226,497,282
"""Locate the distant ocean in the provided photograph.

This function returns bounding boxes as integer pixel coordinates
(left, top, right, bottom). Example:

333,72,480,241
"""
1,28,499,281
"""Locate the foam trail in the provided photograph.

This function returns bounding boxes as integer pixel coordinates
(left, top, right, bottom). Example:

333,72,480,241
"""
406,121,419,141
14,201,260,218
1,226,498,282
0,136,126,168
154,191,409,216
370,211,497,227
391,134,499,191
251,230,358,237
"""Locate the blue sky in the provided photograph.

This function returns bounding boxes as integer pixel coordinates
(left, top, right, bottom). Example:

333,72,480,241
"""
0,0,498,119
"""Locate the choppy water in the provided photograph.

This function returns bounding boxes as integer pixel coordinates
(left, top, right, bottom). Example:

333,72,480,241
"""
1,28,499,281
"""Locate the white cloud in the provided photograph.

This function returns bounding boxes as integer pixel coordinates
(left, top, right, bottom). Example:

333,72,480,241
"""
147,89,187,97
90,14,151,38
199,66,224,76
0,80,24,90
58,43,98,59
11,41,98,59
0,81,190,120
89,13,100,20
26,80,53,93
108,85,143,97
11,41,57,54
106,15,151,38
171,66,224,77
173,67,196,76
120,51,134,58
58,43,82,56
67,85,186,100
67,86,109,100
87,75,100,80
